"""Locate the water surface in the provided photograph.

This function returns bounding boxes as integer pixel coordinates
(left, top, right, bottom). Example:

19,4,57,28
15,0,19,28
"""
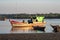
0,19,60,34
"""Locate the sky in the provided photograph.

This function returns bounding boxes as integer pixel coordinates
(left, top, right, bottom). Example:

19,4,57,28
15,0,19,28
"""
0,0,60,14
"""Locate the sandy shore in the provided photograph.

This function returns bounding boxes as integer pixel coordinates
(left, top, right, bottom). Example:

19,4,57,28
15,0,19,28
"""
0,32,60,40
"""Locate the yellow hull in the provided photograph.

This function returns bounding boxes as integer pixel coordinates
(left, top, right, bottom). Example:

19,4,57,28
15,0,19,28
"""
12,22,46,27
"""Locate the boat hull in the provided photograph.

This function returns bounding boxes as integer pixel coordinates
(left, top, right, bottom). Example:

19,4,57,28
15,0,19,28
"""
33,26,45,31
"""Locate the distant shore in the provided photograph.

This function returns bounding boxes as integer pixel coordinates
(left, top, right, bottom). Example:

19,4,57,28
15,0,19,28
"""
0,13,60,19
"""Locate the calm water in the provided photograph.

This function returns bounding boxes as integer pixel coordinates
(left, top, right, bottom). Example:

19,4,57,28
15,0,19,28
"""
0,19,60,34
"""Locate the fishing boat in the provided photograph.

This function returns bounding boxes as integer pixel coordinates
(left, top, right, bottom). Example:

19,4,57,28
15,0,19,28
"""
9,16,46,31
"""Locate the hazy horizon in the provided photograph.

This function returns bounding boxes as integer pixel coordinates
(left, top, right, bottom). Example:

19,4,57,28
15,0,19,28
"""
0,0,60,14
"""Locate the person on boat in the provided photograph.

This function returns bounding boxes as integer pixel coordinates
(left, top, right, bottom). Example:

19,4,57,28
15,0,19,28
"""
36,16,44,23
32,16,37,22
28,16,33,24
28,16,44,23
22,20,25,23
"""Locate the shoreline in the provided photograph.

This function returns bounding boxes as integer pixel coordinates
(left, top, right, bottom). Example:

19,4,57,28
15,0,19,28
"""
0,33,60,40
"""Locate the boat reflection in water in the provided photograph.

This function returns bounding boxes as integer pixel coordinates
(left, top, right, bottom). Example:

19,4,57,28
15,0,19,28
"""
10,26,45,33
11,25,33,31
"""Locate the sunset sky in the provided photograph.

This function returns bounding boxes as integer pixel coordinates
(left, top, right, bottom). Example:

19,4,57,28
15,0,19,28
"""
0,0,60,14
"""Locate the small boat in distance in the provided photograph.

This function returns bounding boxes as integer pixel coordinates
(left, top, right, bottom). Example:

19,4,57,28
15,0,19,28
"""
50,24,60,32
0,17,6,21
9,16,46,31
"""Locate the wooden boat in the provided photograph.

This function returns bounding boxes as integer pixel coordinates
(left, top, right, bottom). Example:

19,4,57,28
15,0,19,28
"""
9,16,46,31
50,24,60,32
9,19,46,31
9,19,46,27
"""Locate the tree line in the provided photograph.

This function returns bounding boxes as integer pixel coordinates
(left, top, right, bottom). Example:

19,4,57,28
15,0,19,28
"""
0,13,60,19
